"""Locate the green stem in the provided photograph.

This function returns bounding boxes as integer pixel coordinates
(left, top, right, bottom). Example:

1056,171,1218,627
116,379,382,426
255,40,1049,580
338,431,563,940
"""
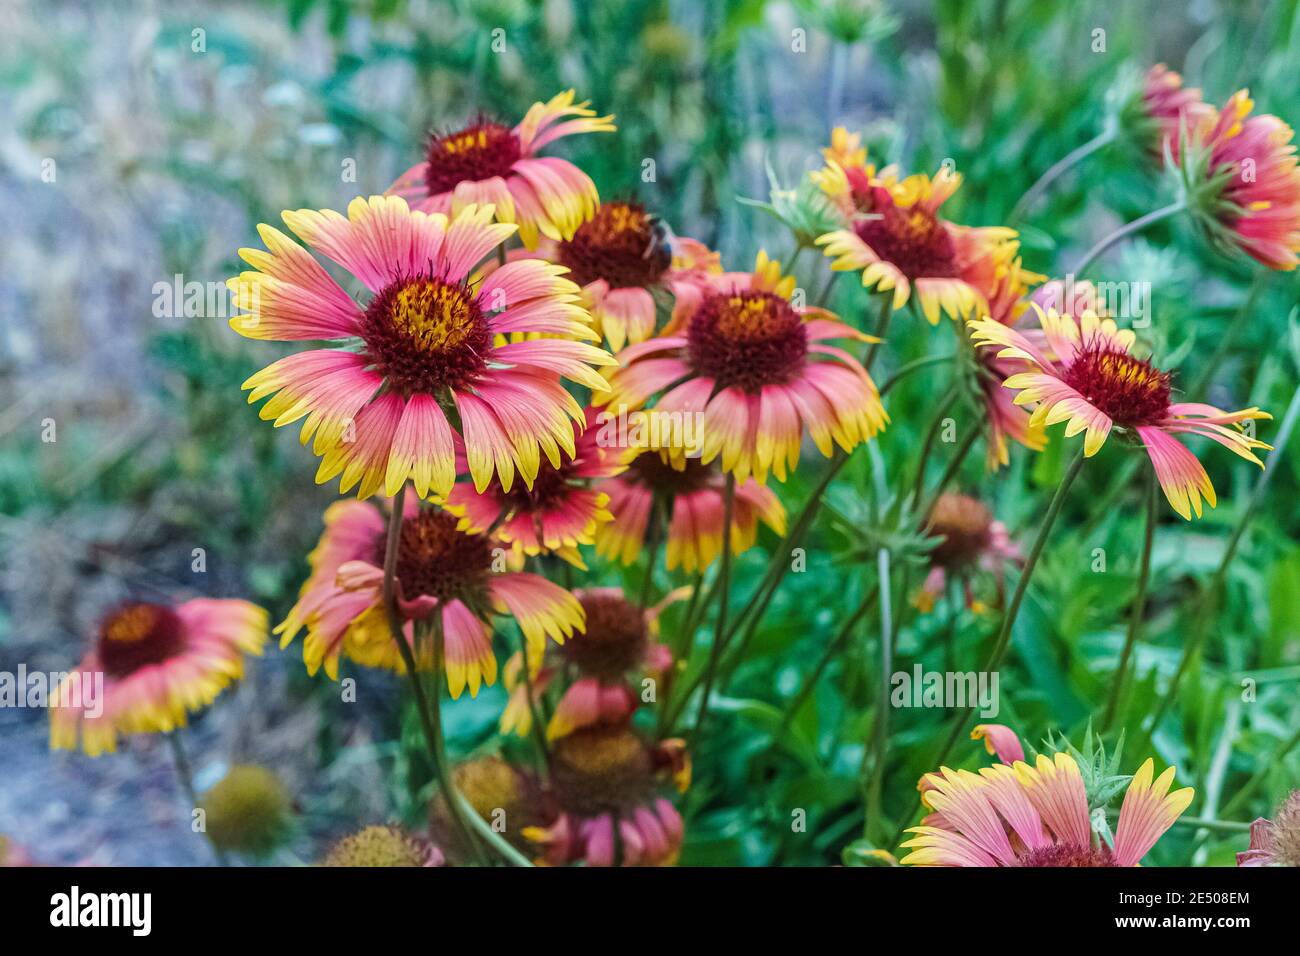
774,586,879,741
1101,467,1158,732
692,474,736,741
1189,271,1267,396
911,387,959,505
714,451,852,686
879,353,954,398
1143,379,1300,742
168,732,228,866
917,424,981,519
381,488,487,865
863,545,895,838
862,296,893,373
1072,200,1187,276
1219,721,1300,819
514,629,551,769
1008,127,1116,225
894,447,1086,847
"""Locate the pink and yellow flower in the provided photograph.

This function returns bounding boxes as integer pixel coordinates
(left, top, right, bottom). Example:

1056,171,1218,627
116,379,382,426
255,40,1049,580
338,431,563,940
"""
596,451,786,572
544,587,679,740
387,90,615,249
970,304,1271,519
1237,790,1300,867
527,201,721,351
229,198,614,499
902,728,1194,867
1185,90,1300,271
813,128,1019,324
50,599,268,756
1135,64,1213,164
524,726,686,867
276,499,583,698
596,252,887,483
441,409,625,568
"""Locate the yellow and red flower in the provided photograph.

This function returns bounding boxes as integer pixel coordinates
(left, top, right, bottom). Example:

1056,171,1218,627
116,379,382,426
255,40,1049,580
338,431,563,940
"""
813,128,1019,324
597,252,887,483
441,408,625,568
1182,90,1300,271
276,498,583,698
388,90,615,249
50,599,268,756
901,725,1194,867
596,451,786,572
970,304,1271,519
527,201,721,352
229,198,613,499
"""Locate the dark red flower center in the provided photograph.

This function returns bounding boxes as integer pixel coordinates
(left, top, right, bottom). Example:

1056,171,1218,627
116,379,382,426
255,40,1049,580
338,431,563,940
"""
498,455,579,514
551,726,654,817
563,592,648,678
361,276,490,395
1020,843,1116,867
853,186,958,280
1062,342,1171,426
924,493,994,569
424,119,522,195
627,452,715,495
97,603,186,678
687,290,807,392
386,508,493,605
557,201,672,289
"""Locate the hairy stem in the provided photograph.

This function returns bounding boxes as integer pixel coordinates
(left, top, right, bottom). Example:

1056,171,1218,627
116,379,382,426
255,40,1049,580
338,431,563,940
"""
1102,467,1158,732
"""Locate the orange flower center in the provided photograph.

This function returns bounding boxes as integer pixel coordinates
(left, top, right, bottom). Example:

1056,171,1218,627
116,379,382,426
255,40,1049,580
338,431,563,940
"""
557,201,671,289
1062,343,1171,426
362,277,490,395
924,493,994,569
424,119,521,194
551,726,654,817
687,290,807,392
389,509,493,605
97,602,185,677
853,187,958,280
563,592,648,679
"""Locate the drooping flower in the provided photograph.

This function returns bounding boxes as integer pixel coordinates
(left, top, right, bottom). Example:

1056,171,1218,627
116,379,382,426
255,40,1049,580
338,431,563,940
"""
321,825,443,867
914,492,1021,614
524,726,686,867
440,408,625,569
544,587,678,740
49,599,268,757
1178,90,1300,271
201,765,294,858
229,198,614,499
971,723,1025,765
276,498,583,698
813,130,1020,324
595,451,786,572
1126,64,1214,164
387,90,615,248
1237,789,1300,867
970,304,1271,519
901,745,1194,867
596,252,887,483
526,201,721,352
